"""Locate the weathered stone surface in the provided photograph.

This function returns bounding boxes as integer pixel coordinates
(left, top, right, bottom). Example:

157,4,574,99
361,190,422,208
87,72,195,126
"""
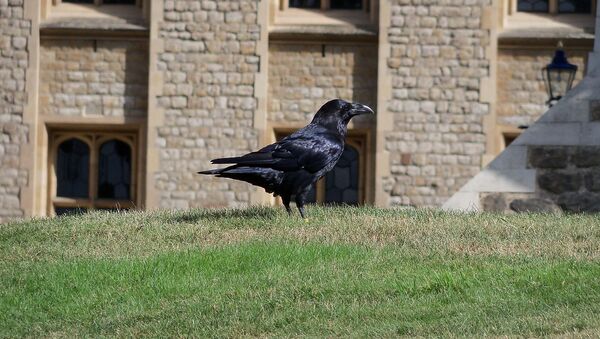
590,100,600,121
268,43,377,123
537,171,582,194
497,49,588,127
557,192,600,213
0,0,29,223
383,0,493,207
572,146,600,168
39,40,148,118
585,171,600,192
155,0,261,208
481,193,507,212
528,146,568,169
509,198,562,213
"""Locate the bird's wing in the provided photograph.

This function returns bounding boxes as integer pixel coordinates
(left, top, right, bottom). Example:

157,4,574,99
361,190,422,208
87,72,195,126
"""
210,127,343,173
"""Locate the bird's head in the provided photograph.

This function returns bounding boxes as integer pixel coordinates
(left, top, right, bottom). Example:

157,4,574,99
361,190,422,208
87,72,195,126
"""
311,99,374,131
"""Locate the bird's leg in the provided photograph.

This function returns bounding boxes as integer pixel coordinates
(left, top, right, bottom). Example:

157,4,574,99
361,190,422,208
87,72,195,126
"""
282,195,292,216
295,193,307,219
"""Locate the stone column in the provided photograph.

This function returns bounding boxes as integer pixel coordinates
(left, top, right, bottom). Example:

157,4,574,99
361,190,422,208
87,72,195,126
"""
587,3,600,75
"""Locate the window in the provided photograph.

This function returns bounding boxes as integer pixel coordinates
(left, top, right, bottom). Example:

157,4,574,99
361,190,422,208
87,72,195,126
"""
275,131,367,205
56,0,138,6
289,0,321,8
63,0,94,3
330,0,362,9
558,0,592,13
288,0,365,10
517,0,595,13
518,0,549,12
49,131,138,216
503,132,521,149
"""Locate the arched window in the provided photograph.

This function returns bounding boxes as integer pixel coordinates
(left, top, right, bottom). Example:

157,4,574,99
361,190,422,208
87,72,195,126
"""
98,140,132,200
324,144,360,204
56,138,90,198
50,132,138,216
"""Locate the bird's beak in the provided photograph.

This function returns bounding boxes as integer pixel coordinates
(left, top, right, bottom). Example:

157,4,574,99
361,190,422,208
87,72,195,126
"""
350,103,374,116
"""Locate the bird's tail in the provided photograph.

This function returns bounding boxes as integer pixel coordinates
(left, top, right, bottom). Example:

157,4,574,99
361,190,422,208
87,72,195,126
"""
197,166,282,194
197,169,222,175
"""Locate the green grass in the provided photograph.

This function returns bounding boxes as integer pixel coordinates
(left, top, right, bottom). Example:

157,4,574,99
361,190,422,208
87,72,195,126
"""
2,206,600,337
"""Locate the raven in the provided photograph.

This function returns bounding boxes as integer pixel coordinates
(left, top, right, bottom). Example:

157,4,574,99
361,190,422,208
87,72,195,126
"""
198,99,374,218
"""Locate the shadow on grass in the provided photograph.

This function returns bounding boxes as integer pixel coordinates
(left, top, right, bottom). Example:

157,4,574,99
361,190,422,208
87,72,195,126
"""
168,207,280,223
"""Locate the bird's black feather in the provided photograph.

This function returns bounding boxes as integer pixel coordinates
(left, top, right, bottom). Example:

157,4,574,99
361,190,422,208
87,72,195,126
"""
198,99,374,218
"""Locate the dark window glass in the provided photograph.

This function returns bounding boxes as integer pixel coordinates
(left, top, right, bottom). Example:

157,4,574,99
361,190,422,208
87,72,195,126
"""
63,0,95,3
98,140,131,199
330,0,362,9
518,0,549,12
55,207,87,216
504,134,519,148
558,0,592,13
324,144,359,205
56,138,90,198
289,0,320,8
102,0,136,4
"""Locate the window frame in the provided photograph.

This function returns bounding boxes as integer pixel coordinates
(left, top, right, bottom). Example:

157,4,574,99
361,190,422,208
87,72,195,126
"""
48,130,139,216
53,0,142,6
511,0,597,14
281,0,371,12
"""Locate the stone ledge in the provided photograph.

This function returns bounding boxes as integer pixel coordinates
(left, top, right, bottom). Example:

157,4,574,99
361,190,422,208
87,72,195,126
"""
40,18,148,36
499,28,594,41
269,24,377,42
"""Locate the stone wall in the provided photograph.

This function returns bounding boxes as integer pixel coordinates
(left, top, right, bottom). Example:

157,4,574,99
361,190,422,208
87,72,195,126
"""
154,0,262,209
481,144,600,213
383,0,492,207
39,39,148,118
0,0,30,222
268,42,377,124
444,71,600,213
497,48,589,127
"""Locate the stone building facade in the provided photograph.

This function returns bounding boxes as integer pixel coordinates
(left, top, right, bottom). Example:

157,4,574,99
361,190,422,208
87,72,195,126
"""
0,0,597,222
0,0,31,221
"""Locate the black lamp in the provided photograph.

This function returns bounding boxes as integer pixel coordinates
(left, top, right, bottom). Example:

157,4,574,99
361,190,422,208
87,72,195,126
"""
543,41,578,107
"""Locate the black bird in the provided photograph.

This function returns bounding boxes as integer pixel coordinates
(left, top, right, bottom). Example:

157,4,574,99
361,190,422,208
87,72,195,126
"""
198,99,374,218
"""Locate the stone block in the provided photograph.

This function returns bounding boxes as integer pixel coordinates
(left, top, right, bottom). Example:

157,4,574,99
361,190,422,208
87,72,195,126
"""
461,169,536,193
528,146,568,169
590,100,600,121
481,193,507,212
512,122,581,146
581,123,600,145
537,170,582,194
584,172,600,192
487,145,528,170
509,198,562,214
572,146,600,168
557,192,600,213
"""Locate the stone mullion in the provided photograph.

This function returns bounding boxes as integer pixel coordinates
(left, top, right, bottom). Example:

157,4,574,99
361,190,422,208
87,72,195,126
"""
549,0,558,14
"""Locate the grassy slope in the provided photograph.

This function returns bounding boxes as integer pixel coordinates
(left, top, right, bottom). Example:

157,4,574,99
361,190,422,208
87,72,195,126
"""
1,206,600,337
